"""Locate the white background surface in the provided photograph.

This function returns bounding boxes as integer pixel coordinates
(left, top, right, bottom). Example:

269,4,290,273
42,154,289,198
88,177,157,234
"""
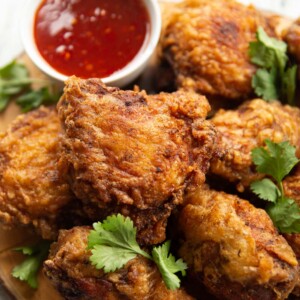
1,0,300,67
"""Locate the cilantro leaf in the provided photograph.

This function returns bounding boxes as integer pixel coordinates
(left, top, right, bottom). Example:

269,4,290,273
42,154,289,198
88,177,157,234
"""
250,178,279,203
0,96,9,112
0,60,60,112
16,87,60,112
249,40,276,68
249,27,297,104
251,139,299,184
88,214,151,272
282,65,297,105
152,241,187,290
267,197,300,233
0,61,30,111
251,68,278,101
256,27,287,53
12,241,51,289
87,214,187,290
251,139,300,233
90,245,137,273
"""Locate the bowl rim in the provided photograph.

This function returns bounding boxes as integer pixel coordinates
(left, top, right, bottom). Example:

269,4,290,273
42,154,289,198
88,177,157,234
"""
20,0,161,86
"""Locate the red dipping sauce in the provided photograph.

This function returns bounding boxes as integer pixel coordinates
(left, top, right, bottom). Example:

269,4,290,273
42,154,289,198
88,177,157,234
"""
34,0,150,78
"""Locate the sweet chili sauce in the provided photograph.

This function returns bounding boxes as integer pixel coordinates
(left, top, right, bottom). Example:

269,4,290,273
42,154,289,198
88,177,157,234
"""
34,0,150,78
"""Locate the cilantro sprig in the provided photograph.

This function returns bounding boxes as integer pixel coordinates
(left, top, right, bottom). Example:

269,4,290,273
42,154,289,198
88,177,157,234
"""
250,139,300,233
249,27,297,105
0,60,60,112
87,214,187,290
11,241,51,289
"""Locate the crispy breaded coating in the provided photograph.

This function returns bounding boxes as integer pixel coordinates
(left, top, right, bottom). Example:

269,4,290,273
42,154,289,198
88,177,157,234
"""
0,106,78,239
44,226,194,300
178,186,298,300
58,76,217,245
161,0,279,101
282,165,300,297
210,99,300,192
284,18,300,63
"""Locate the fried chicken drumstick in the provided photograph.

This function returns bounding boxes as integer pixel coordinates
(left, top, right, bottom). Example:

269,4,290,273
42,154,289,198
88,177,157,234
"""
57,76,217,245
178,185,299,300
0,106,82,240
44,226,194,300
210,99,300,192
161,0,280,102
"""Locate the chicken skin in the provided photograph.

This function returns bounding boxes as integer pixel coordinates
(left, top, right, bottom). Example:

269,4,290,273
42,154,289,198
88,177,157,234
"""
57,76,217,245
284,18,300,63
0,106,82,240
44,226,194,300
282,164,300,297
178,185,299,300
210,99,300,192
161,0,279,101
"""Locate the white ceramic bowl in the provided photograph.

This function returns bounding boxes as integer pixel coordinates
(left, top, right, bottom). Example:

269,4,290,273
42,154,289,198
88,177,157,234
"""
20,0,161,87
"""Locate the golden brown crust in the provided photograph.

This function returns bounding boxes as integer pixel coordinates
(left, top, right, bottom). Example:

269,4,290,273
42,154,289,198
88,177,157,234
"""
282,165,300,297
210,99,300,192
283,165,300,205
44,226,194,300
0,106,77,239
161,0,279,101
57,76,217,244
179,186,298,300
284,18,300,63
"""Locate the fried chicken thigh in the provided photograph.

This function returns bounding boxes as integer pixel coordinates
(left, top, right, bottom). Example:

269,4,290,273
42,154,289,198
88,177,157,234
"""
44,226,194,300
0,106,81,240
210,99,300,192
58,76,217,245
178,185,299,300
161,0,279,101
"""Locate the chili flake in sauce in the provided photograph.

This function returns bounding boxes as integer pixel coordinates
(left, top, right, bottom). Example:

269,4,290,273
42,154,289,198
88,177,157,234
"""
34,0,150,78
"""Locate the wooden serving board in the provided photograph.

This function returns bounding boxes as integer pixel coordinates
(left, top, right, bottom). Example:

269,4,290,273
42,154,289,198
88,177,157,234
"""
0,54,64,299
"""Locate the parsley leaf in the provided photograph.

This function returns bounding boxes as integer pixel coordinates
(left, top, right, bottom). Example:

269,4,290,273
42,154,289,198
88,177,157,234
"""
87,214,187,290
152,241,187,290
250,139,300,233
12,241,51,289
249,27,297,104
0,60,60,112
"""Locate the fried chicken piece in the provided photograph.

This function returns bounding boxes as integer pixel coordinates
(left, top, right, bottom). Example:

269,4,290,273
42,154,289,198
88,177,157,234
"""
282,164,300,297
58,76,217,245
284,18,300,63
210,99,300,192
0,106,82,240
161,0,279,101
44,226,194,300
178,185,299,300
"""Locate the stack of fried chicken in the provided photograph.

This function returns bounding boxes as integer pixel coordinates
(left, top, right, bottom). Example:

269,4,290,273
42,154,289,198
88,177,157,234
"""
2,0,300,299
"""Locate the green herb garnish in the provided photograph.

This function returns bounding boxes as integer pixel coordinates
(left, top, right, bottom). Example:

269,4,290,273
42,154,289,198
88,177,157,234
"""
12,240,51,289
249,27,297,105
250,139,300,233
87,214,187,290
0,60,60,112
